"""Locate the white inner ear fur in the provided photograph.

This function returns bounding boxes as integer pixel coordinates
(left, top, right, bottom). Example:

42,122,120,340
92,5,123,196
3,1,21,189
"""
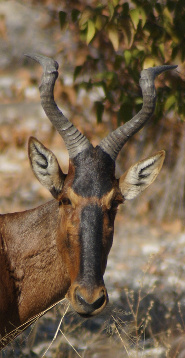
119,150,165,200
29,137,65,198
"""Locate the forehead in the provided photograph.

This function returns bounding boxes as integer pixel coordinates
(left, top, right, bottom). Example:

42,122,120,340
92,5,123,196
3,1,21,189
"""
70,146,116,198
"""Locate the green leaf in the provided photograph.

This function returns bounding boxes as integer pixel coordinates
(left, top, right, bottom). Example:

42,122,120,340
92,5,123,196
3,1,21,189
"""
79,8,93,30
165,95,176,111
108,2,114,20
130,9,140,30
107,24,119,51
124,50,132,65
139,8,147,27
86,20,96,44
158,43,165,60
120,17,133,48
59,11,67,31
112,0,119,6
74,66,83,81
135,97,143,105
95,101,104,123
143,57,158,68
130,8,146,29
95,15,105,30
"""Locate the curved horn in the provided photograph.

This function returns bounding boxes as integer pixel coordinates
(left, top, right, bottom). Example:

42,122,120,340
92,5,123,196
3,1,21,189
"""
99,65,177,161
25,54,92,159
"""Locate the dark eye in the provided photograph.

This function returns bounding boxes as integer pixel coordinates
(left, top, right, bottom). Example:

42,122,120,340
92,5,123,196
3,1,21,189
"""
61,198,72,206
111,196,123,209
111,200,120,209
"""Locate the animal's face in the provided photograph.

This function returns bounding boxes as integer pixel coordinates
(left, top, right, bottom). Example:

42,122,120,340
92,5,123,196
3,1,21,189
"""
29,137,165,316
56,148,124,315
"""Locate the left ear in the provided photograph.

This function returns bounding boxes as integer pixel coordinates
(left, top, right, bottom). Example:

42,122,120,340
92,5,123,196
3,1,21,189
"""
28,136,66,200
119,150,165,200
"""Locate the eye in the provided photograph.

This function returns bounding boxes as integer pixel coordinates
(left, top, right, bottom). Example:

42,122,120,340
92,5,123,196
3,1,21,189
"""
61,197,72,206
111,196,123,209
112,200,118,208
111,200,120,209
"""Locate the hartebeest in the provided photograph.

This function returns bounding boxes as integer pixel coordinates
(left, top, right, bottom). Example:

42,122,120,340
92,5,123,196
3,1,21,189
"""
0,54,177,349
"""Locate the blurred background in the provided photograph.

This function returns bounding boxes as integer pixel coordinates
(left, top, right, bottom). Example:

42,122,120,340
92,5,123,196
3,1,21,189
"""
0,1,184,357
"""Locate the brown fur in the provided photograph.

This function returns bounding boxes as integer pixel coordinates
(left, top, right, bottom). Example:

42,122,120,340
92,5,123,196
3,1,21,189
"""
0,169,122,348
0,145,165,350
0,200,70,348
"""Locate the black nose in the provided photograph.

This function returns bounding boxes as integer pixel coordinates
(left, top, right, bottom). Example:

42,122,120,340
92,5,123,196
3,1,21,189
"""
75,290,106,315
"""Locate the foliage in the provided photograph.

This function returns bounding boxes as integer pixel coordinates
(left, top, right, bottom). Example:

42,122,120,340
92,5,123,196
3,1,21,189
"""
28,0,184,219
56,0,184,125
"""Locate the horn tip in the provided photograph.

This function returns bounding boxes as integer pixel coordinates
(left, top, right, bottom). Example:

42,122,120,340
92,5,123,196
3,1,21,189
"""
141,64,178,79
24,53,59,72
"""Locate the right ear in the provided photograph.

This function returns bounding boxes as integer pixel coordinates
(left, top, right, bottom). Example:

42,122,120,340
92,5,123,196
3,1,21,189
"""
28,137,66,199
119,150,165,200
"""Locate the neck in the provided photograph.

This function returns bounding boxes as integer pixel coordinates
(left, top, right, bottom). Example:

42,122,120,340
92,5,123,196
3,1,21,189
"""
0,200,70,340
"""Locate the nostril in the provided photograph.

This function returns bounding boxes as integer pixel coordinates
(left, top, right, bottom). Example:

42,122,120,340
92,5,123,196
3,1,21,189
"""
92,291,105,310
76,291,88,307
75,289,106,313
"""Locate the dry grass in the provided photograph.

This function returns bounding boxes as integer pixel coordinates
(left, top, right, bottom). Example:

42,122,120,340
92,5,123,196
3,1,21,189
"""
2,248,185,358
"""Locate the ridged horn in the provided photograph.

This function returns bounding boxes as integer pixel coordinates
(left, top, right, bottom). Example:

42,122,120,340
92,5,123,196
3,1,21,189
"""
99,65,177,161
25,54,92,159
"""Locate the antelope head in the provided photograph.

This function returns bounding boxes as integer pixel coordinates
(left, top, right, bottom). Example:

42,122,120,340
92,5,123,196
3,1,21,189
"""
26,54,176,317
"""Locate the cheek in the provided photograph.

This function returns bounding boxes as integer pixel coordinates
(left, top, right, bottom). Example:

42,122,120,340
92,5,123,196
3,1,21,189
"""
56,219,66,254
64,240,81,283
103,209,115,238
101,213,115,273
58,208,81,283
